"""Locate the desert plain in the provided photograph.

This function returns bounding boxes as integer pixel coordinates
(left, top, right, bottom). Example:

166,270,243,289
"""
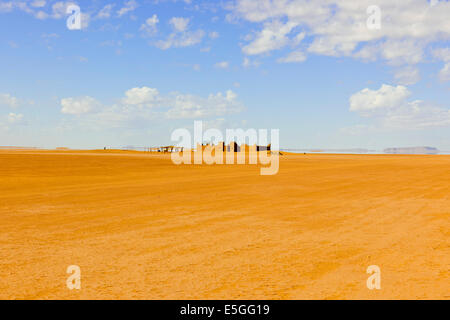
0,149,448,299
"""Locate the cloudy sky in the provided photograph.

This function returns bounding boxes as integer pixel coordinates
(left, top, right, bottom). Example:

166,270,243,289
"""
1,0,450,150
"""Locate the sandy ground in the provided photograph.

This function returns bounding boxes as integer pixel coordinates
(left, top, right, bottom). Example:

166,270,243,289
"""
0,150,448,300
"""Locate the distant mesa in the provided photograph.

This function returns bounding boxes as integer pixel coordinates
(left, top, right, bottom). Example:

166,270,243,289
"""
384,146,439,154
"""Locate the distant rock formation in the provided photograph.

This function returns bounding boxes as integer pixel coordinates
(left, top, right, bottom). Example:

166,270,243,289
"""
384,147,439,154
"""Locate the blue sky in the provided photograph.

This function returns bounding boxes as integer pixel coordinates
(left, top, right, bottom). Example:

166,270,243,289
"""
1,0,450,150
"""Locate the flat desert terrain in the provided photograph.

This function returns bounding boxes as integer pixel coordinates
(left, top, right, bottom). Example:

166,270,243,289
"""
0,150,448,299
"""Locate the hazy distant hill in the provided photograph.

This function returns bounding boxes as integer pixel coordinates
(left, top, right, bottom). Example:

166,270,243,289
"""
0,146,38,149
384,147,439,154
282,148,374,153
311,148,372,153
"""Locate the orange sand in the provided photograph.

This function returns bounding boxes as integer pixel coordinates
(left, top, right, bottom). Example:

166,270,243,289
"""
0,150,448,299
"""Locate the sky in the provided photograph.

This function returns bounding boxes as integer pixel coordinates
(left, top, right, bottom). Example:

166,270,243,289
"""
1,0,450,150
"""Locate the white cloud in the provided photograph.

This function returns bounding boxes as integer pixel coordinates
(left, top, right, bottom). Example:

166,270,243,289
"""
97,4,115,19
438,63,450,82
243,20,298,55
7,112,23,124
379,39,425,66
121,87,242,119
156,29,205,50
61,96,101,115
33,2,89,29
8,41,18,48
394,66,421,85
277,50,306,63
0,2,14,12
60,87,244,127
292,31,305,45
31,0,46,8
100,40,122,47
117,0,138,17
122,87,160,106
433,48,450,62
231,0,450,69
432,47,450,81
169,17,190,32
215,61,229,69
140,14,159,35
165,90,243,119
242,57,260,68
154,16,204,49
209,31,219,39
349,84,450,128
81,14,90,30
350,84,411,113
13,1,33,14
0,93,19,108
35,10,48,19
0,0,91,28
51,1,69,19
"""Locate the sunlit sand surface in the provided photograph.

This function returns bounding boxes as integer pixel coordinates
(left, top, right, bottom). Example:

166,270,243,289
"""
0,150,448,299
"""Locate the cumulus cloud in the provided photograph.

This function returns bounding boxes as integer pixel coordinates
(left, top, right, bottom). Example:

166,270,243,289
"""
214,61,229,69
122,87,160,106
120,87,243,120
61,96,101,115
155,16,205,49
350,85,411,113
165,90,243,119
61,87,244,127
349,84,450,128
243,20,298,55
378,39,425,66
35,10,48,19
31,0,46,8
51,1,72,19
0,2,14,12
433,47,450,62
7,112,23,123
394,66,421,85
0,0,77,21
97,4,115,19
18,2,91,29
242,57,260,68
209,31,219,39
117,0,138,17
0,93,19,108
156,29,205,50
140,14,159,35
432,47,450,81
277,50,306,63
438,63,450,82
58,86,244,132
231,0,450,69
169,17,190,32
